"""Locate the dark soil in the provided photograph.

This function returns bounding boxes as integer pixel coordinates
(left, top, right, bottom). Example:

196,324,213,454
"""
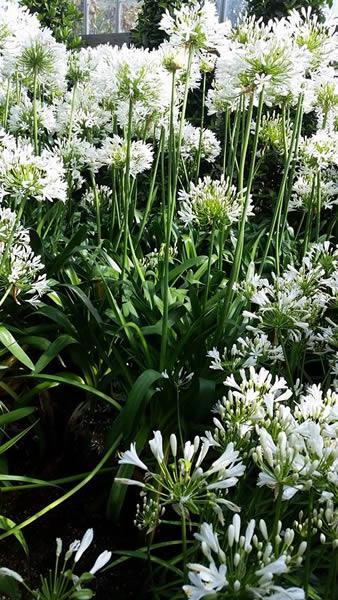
0,476,151,599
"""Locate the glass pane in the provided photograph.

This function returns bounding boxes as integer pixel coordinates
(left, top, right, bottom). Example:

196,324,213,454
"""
87,0,140,34
119,0,142,33
217,0,247,23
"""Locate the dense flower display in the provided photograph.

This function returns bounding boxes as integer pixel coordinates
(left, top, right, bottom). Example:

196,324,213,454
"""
0,0,337,598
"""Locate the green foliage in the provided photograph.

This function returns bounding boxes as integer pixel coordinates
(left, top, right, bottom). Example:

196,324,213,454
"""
246,0,333,20
131,0,195,48
20,0,82,48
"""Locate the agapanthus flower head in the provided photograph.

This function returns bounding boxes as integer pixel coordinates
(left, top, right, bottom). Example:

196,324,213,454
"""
160,0,229,52
291,168,338,212
258,112,291,154
116,431,244,523
16,28,67,93
183,516,306,599
0,206,47,302
209,367,292,450
54,85,114,143
288,7,338,71
299,130,338,168
134,496,165,535
0,136,67,202
181,123,221,164
97,135,154,177
208,332,284,374
8,95,56,137
208,16,308,111
67,47,98,85
178,176,251,228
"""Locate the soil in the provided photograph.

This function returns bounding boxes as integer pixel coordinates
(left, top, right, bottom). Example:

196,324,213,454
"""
0,477,151,599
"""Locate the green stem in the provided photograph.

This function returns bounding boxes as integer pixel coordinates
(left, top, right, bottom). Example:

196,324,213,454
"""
315,170,322,241
136,127,164,248
273,486,283,554
90,170,101,244
33,70,39,155
220,90,263,331
304,489,314,598
2,78,11,129
195,72,206,183
222,107,229,177
160,70,176,372
0,438,121,542
303,174,316,258
181,510,187,575
121,97,133,280
67,82,78,145
260,95,304,275
204,221,216,309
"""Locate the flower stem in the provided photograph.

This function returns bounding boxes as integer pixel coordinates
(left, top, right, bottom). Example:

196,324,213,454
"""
273,486,283,554
33,70,39,155
195,72,207,183
219,90,263,332
260,95,303,275
2,78,11,129
90,170,101,244
304,489,314,598
204,221,216,310
121,97,133,280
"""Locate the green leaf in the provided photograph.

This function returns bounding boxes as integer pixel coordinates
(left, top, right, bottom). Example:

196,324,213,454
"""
48,225,87,275
0,515,28,555
70,590,94,599
121,369,162,435
0,327,35,371
0,574,22,599
17,374,121,410
34,335,77,374
0,421,38,456
0,407,35,427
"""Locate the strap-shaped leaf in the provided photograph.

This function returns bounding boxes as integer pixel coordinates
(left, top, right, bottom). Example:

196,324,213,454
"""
0,327,34,371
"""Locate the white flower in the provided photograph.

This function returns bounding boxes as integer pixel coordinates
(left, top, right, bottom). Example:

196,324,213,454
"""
149,430,164,464
74,528,94,563
0,136,67,203
89,550,112,574
179,175,251,228
181,123,221,164
98,136,154,177
160,0,229,52
0,567,23,583
118,442,148,471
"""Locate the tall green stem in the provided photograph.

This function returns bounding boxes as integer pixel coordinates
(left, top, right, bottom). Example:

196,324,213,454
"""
67,82,78,144
160,50,193,370
195,72,207,182
220,90,264,331
304,489,314,598
204,221,216,309
260,95,304,275
315,170,322,241
90,171,101,244
33,70,39,155
2,78,11,129
121,97,133,280
272,486,283,554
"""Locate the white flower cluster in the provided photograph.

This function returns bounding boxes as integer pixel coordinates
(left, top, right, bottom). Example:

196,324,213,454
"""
184,517,306,600
241,243,338,345
179,176,252,228
208,8,338,111
0,131,66,203
0,206,47,301
116,430,245,523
